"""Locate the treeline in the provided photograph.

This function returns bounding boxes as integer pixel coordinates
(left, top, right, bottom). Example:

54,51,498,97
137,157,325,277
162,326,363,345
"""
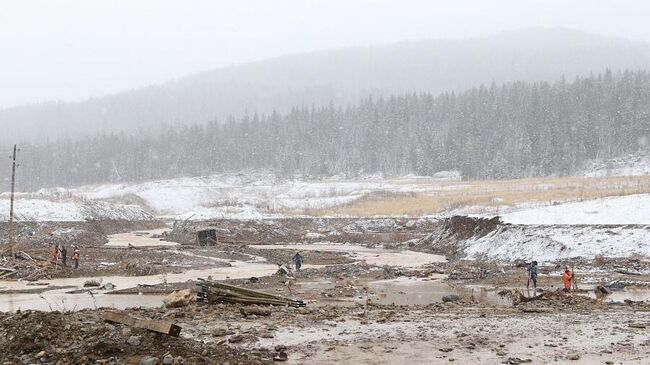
4,69,650,191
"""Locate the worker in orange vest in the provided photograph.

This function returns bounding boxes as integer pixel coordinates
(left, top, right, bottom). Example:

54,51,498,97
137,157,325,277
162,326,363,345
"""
51,244,59,267
72,245,81,269
562,267,574,291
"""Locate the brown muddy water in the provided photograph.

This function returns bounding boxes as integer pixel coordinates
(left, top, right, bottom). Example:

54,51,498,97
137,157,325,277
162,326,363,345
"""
367,277,512,306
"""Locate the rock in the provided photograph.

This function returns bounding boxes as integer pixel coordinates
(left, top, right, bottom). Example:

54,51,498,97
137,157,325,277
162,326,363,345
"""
442,295,461,303
228,334,244,343
211,327,228,337
122,327,132,336
162,355,174,364
439,347,453,352
240,306,271,316
83,280,101,287
101,282,116,290
567,354,580,361
35,351,46,359
174,356,183,364
127,335,141,346
505,358,532,365
163,289,193,308
141,356,160,365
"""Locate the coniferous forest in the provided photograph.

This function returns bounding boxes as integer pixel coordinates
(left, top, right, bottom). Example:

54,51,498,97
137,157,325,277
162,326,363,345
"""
4,69,649,190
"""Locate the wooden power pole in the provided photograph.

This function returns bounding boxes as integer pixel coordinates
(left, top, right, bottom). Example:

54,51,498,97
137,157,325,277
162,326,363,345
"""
8,144,17,261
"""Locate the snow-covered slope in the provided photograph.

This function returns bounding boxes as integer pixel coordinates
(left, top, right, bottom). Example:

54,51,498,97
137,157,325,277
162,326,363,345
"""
464,225,650,262
0,195,155,222
69,172,457,219
417,215,650,262
501,194,650,225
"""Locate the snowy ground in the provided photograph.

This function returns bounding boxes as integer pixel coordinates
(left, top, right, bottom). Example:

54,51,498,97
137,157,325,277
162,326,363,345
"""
1,167,649,226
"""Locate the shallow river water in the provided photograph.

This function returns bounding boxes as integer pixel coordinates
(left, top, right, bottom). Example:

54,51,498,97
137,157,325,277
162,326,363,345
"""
0,231,448,312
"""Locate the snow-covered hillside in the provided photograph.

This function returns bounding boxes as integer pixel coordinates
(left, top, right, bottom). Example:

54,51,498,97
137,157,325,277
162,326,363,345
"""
501,194,650,225
69,172,459,219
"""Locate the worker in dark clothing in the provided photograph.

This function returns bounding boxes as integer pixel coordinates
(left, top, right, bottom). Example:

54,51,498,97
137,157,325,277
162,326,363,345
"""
527,260,538,290
292,252,303,271
72,246,80,269
60,245,68,267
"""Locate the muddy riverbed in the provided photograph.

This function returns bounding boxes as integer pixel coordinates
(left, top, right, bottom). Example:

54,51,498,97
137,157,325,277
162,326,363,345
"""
1,223,650,365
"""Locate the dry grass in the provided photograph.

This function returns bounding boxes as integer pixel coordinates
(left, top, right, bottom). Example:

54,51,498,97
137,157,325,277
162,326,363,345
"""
289,175,650,217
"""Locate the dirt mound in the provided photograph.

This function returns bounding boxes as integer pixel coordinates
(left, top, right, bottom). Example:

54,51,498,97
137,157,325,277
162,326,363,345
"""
409,216,501,258
498,289,605,310
0,309,271,364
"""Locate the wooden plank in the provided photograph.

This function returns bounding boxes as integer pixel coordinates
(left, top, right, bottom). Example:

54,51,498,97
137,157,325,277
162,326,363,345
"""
102,310,182,336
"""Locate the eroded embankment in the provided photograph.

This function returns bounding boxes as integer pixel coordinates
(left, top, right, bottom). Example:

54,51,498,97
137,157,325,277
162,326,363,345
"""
411,216,650,261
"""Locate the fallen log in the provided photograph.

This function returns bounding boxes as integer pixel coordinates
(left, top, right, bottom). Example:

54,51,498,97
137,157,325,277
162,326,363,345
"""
0,267,16,272
102,310,182,336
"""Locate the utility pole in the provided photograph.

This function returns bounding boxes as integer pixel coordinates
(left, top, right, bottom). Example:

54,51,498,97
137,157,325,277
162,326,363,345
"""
8,144,17,262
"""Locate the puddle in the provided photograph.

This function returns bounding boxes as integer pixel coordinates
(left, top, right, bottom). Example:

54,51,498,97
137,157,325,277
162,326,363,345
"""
580,287,650,303
366,277,511,306
105,229,178,247
250,244,446,268
0,291,165,312
0,248,278,312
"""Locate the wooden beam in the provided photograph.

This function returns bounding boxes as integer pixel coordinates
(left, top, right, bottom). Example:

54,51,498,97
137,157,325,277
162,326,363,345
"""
102,310,182,337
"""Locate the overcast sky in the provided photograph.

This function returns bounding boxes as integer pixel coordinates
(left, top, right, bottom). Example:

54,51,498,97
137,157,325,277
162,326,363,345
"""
1,0,650,108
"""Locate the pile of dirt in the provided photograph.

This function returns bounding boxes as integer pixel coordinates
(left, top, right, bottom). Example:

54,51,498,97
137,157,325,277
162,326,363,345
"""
410,216,501,258
0,309,273,364
498,289,606,310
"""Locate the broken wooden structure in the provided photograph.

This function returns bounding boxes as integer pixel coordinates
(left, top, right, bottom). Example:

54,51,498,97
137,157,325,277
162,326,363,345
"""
103,310,182,336
197,229,217,246
196,278,306,307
